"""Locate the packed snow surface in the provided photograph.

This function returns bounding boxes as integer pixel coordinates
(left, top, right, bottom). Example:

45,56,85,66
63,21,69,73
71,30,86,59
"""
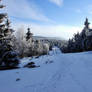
0,47,92,92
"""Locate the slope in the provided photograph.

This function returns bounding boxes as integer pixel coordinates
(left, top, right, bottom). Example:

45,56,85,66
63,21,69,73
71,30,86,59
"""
0,47,92,92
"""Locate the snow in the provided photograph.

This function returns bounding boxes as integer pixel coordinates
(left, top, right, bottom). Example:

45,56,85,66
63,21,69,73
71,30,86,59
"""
0,47,92,92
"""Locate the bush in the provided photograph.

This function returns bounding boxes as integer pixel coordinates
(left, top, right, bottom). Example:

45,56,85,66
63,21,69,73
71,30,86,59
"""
1,51,20,67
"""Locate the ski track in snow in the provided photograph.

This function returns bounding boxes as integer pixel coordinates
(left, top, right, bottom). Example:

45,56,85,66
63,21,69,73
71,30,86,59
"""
0,47,92,92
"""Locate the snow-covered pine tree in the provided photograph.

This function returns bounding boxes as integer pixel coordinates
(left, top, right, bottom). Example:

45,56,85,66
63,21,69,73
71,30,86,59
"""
0,0,7,63
0,0,19,68
62,18,92,53
25,27,34,56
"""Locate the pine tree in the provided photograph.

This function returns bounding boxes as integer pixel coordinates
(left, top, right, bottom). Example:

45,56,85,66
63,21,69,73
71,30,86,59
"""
26,28,33,41
0,0,19,68
0,0,7,59
62,18,92,53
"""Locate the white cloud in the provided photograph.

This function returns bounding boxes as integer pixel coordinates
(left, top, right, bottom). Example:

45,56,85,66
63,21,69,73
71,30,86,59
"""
3,0,52,22
32,25,82,40
11,21,82,40
49,0,63,7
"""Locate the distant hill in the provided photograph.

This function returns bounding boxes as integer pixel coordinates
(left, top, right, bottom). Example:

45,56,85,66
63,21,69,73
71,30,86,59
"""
33,36,68,48
33,36,66,41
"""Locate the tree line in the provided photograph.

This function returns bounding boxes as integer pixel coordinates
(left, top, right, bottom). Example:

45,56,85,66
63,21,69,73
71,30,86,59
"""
61,18,92,53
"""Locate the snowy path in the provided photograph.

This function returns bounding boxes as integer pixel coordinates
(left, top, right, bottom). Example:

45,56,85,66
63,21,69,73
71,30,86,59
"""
0,48,92,92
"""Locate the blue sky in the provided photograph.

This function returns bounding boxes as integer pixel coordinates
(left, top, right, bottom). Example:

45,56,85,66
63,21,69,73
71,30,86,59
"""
2,0,92,39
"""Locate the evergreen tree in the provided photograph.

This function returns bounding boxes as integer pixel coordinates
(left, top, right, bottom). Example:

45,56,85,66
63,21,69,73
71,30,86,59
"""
62,18,92,53
26,28,33,41
0,0,19,68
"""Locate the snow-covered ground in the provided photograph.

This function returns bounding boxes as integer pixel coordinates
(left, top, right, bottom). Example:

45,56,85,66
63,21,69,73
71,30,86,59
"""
0,47,92,92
